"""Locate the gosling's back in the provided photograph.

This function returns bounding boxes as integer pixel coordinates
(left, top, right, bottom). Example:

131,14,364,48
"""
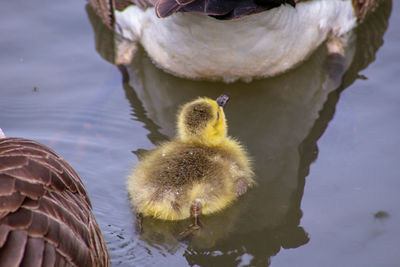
128,140,252,220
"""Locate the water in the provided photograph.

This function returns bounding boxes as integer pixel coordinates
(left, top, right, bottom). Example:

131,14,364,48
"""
0,1,398,266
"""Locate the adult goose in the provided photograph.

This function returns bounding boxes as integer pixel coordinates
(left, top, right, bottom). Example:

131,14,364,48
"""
89,0,381,82
0,129,110,266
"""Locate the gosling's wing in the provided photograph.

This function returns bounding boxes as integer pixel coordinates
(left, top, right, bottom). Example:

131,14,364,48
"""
0,138,109,267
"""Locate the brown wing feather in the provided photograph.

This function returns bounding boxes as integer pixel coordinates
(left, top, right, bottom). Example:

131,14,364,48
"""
0,138,110,267
20,237,45,267
0,230,28,266
155,0,180,18
88,0,115,28
116,0,156,10
352,0,382,21
156,0,296,19
176,0,196,5
88,0,156,28
89,0,296,24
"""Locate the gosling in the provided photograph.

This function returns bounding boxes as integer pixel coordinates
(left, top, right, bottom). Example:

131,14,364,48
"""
127,94,254,235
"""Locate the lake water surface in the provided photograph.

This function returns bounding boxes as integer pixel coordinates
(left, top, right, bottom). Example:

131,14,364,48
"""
0,1,399,266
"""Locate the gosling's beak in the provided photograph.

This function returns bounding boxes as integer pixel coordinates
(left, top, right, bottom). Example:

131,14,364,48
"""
216,94,230,107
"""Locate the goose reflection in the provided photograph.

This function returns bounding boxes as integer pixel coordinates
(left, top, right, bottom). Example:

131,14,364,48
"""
87,1,391,265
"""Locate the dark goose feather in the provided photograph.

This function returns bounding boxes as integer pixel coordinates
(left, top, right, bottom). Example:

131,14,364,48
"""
89,0,296,23
89,0,379,29
0,137,110,267
156,0,296,19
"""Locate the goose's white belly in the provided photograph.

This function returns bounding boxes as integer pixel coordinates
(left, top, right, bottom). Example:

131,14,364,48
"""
116,0,356,82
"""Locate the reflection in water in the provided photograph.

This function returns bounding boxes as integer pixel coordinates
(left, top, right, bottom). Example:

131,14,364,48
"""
87,1,391,265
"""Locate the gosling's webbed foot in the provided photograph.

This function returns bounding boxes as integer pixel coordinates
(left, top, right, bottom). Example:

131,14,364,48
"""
325,35,347,81
236,178,249,197
177,222,202,240
178,199,202,240
136,212,143,234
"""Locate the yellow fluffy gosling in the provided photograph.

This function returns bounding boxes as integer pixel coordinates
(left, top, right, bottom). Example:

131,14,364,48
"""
127,95,254,234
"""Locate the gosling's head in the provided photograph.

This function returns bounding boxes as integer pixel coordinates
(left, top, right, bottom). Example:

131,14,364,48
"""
177,94,230,145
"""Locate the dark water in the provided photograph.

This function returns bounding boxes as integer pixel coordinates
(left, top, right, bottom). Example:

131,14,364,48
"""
0,1,399,266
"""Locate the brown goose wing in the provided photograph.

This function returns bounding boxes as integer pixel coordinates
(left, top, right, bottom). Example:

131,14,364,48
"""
0,138,110,267
156,0,296,19
89,0,116,29
89,0,155,28
89,0,296,25
352,0,382,21
114,0,156,10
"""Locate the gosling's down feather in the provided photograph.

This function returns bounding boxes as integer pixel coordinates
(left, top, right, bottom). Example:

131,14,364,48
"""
0,137,110,267
128,96,254,221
